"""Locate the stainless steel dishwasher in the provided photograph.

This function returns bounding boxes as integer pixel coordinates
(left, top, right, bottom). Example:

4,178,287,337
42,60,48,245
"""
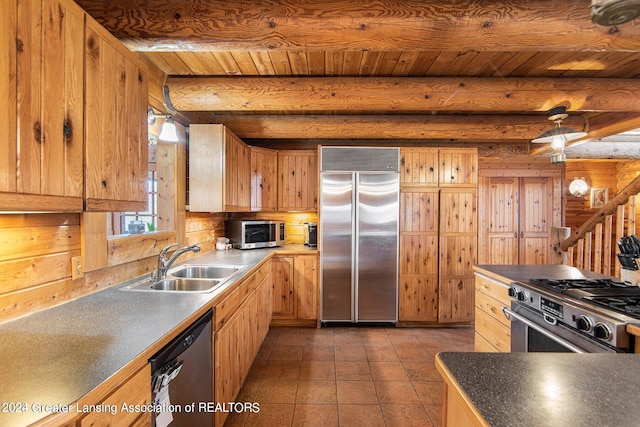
150,309,213,427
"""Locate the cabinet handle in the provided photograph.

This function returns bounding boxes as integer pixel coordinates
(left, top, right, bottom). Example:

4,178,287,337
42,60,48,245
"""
520,231,524,238
63,120,73,141
457,281,463,290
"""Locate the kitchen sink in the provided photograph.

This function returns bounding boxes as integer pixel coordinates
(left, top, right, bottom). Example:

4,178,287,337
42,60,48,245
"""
121,264,246,293
169,265,245,280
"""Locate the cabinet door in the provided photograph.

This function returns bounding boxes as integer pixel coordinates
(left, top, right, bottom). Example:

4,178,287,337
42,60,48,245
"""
224,130,251,211
479,177,519,264
277,150,317,211
439,189,477,323
84,16,148,211
400,148,439,186
271,256,295,319
295,255,318,320
251,146,278,211
215,307,244,427
2,0,84,211
439,148,478,187
519,177,553,264
398,188,439,321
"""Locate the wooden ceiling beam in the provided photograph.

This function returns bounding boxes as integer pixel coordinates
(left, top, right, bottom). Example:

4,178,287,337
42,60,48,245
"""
75,0,640,52
166,76,640,113
183,113,585,141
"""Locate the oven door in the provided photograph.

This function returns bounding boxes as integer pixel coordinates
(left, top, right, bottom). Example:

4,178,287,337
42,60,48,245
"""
503,301,618,354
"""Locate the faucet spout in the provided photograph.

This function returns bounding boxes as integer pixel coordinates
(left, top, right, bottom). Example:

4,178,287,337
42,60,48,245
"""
154,244,201,281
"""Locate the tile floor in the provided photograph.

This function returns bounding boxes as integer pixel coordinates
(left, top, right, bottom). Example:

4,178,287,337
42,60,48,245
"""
224,326,474,427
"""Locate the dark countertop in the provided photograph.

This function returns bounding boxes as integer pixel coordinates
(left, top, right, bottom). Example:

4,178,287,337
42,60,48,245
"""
437,352,640,427
0,244,316,426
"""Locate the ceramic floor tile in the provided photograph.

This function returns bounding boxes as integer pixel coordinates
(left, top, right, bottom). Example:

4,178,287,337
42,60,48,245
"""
236,377,260,402
361,333,392,346
261,360,302,380
425,403,443,427
304,332,334,346
254,378,299,403
332,331,363,346
394,343,430,362
292,404,339,427
302,344,335,361
403,362,443,382
295,379,337,404
336,380,379,405
412,381,443,406
299,360,336,380
335,361,372,381
338,404,386,427
334,344,367,361
365,345,400,362
374,380,421,405
244,403,295,427
388,333,421,346
270,344,304,360
369,361,409,381
381,404,434,427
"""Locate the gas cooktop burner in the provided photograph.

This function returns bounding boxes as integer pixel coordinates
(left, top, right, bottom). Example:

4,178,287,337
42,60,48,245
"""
586,296,640,317
528,278,629,291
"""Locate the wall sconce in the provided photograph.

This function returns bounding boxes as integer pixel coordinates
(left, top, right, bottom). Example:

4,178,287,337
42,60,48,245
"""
531,106,588,164
569,177,589,197
148,107,179,142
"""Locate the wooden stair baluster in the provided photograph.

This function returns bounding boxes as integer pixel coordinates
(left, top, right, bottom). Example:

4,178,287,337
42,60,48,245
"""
603,214,613,276
594,223,603,274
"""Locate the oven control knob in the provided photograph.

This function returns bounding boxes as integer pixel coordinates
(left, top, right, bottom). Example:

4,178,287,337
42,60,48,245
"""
594,323,612,340
516,290,529,302
575,316,593,332
508,287,518,298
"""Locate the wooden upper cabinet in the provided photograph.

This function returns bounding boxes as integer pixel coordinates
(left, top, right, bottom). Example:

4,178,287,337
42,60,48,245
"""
277,150,317,212
400,148,439,186
439,148,478,187
1,0,84,211
84,15,149,212
250,146,277,212
188,124,251,212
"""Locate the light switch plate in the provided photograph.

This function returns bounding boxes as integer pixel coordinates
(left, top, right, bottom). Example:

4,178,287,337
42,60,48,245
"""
71,256,84,280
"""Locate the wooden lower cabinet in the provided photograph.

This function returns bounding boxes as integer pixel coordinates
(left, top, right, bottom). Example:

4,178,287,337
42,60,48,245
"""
214,261,272,427
271,254,318,326
77,365,151,427
474,273,512,352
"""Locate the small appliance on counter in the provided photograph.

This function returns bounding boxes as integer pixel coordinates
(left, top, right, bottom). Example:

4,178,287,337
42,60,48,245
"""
304,222,317,248
225,220,285,249
216,237,231,251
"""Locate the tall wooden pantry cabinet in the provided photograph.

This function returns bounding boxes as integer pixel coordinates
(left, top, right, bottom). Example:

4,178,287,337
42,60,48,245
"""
398,148,478,324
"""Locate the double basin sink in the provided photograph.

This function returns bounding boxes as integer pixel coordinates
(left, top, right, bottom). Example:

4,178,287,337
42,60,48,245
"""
122,264,246,293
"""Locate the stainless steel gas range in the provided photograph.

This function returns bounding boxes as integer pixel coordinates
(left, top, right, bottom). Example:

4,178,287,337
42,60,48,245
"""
504,278,640,353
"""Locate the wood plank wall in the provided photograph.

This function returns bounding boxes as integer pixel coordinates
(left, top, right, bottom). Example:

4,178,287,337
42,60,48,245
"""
565,161,619,234
617,160,640,235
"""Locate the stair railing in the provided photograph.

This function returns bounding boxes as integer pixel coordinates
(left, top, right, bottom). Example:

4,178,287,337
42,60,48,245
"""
560,174,640,277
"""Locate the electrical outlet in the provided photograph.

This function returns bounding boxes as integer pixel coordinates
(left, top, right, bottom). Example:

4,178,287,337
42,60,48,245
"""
71,256,84,280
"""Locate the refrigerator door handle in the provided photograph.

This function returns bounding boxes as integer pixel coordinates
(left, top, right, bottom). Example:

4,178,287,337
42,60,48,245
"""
352,172,358,322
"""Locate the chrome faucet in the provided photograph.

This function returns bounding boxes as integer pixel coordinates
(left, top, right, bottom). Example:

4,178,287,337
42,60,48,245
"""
153,244,201,281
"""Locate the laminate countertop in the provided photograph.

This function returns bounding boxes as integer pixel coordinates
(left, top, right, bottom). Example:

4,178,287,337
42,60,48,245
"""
436,351,640,427
0,244,316,427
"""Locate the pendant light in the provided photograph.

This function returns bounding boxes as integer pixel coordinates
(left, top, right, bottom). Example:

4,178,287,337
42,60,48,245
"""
531,106,588,164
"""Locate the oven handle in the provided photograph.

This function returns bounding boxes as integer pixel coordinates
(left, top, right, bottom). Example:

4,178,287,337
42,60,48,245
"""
502,307,587,354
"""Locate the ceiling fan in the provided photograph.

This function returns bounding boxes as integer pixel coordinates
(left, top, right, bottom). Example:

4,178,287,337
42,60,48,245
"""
590,0,640,25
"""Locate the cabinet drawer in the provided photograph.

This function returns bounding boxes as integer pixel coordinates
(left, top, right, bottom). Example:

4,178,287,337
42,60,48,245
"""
215,273,256,330
475,274,511,308
474,306,511,352
475,290,510,328
78,365,150,427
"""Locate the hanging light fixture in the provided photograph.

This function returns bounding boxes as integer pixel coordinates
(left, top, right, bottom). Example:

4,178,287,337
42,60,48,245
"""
531,106,588,164
569,177,589,197
148,107,179,142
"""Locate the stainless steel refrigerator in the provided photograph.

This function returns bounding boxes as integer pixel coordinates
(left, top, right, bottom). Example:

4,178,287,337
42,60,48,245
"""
320,147,399,323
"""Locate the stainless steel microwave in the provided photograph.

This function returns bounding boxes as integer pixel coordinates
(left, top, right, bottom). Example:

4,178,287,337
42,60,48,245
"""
225,220,286,249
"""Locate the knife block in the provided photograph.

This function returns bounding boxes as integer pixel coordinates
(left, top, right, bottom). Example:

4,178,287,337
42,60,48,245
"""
620,266,640,286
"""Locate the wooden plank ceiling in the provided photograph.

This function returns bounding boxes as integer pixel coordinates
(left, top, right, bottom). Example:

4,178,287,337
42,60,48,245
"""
76,0,640,157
